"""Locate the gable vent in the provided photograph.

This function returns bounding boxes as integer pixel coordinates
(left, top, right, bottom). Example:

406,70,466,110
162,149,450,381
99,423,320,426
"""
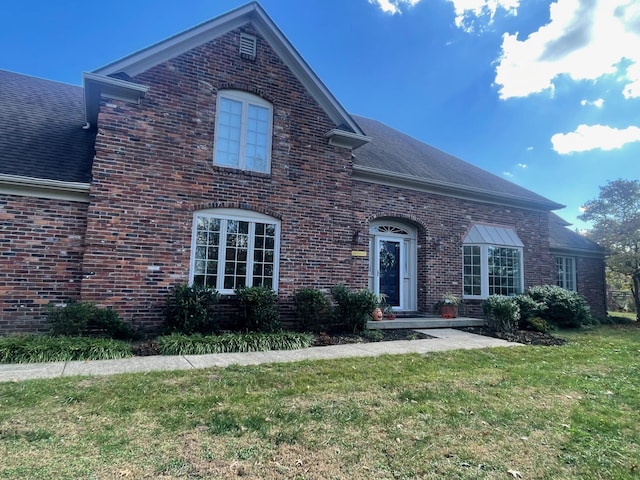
239,33,257,59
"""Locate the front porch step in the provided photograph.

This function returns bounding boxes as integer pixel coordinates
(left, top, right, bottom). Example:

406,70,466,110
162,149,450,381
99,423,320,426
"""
367,316,485,330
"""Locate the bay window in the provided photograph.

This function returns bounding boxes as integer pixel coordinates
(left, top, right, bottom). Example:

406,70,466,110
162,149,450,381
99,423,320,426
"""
462,224,524,299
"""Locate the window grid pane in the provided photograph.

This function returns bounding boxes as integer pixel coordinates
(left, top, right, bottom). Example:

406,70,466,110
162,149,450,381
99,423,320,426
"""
252,223,276,287
488,247,521,296
556,257,575,291
215,98,242,167
224,221,249,290
192,218,221,287
463,245,482,296
193,215,278,293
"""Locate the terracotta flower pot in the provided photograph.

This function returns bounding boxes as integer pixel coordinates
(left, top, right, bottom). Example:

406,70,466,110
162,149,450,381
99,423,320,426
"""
440,304,458,319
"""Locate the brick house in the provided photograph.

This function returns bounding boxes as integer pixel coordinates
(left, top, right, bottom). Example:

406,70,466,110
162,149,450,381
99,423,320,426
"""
0,2,606,334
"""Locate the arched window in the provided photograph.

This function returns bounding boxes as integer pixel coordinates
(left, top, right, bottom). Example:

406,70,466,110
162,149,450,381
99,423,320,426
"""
213,90,273,173
190,209,280,294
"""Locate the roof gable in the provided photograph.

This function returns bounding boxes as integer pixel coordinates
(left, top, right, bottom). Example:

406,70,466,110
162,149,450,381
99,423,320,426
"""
87,2,367,144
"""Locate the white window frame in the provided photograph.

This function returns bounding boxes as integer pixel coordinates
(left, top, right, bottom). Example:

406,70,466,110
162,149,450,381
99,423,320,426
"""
189,209,280,295
463,244,524,299
213,90,273,173
556,256,576,291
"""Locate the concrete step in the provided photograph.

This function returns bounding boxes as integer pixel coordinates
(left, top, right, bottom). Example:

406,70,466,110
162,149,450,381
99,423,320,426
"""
367,316,485,330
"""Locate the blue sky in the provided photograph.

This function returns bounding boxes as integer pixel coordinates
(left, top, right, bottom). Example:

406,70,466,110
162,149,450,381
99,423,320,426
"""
2,0,639,230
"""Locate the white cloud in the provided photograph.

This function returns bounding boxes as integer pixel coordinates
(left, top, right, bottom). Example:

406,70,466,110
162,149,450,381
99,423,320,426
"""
446,0,520,31
581,98,604,107
494,0,640,100
503,171,514,177
551,124,640,154
368,0,422,15
517,163,527,168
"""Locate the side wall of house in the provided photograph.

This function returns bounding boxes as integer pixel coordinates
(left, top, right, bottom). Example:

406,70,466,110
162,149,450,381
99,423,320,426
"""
559,254,607,319
352,182,556,316
0,194,87,333
81,26,359,332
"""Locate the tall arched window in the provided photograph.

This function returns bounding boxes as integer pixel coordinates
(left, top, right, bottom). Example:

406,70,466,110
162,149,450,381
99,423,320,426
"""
213,90,273,173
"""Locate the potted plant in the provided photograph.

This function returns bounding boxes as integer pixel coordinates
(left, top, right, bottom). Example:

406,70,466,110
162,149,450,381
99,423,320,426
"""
371,293,395,320
437,294,460,319
370,306,384,321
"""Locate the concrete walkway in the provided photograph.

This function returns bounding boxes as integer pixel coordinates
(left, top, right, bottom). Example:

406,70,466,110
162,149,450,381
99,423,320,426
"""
0,329,522,383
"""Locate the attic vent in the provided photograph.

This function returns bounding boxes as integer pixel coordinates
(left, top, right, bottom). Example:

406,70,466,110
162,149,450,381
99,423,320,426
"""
239,33,257,59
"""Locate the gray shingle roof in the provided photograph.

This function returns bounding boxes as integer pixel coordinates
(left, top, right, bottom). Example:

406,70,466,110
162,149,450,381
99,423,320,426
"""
352,115,562,209
0,70,95,183
549,213,605,254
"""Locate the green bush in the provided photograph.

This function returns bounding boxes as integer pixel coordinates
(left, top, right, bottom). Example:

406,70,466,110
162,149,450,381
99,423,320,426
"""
0,335,132,364
157,332,313,355
523,316,552,333
164,284,220,335
482,295,520,332
330,284,379,333
46,301,137,340
293,288,331,333
526,285,592,328
235,286,281,333
361,328,384,342
513,294,547,328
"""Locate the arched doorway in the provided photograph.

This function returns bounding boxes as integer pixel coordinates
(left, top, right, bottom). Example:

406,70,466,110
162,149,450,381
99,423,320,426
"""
369,219,417,312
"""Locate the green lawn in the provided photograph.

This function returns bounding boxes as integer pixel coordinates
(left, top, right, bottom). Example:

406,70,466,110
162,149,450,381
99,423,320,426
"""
1,325,639,479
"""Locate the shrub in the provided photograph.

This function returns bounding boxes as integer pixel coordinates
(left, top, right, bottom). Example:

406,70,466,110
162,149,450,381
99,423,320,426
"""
523,316,552,333
526,285,592,328
235,286,281,333
293,288,331,333
361,328,384,342
330,284,379,333
46,301,137,340
46,301,94,336
164,284,220,335
0,335,132,364
157,332,313,355
513,294,547,328
482,295,520,332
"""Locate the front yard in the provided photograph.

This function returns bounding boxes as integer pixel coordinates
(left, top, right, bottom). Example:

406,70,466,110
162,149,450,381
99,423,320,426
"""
1,325,638,479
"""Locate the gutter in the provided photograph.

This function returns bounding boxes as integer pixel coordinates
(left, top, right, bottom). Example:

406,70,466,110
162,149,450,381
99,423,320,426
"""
0,174,90,202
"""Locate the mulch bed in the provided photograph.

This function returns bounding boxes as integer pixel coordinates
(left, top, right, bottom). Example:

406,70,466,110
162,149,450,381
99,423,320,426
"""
130,327,564,356
460,326,567,346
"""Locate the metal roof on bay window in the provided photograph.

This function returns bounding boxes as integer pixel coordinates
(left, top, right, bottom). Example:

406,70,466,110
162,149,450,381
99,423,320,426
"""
463,224,524,247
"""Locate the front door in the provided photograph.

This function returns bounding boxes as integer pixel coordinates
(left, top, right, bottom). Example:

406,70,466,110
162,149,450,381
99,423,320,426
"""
375,237,404,309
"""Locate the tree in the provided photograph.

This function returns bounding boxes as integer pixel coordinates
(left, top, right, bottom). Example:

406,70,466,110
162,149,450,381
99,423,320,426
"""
579,179,640,320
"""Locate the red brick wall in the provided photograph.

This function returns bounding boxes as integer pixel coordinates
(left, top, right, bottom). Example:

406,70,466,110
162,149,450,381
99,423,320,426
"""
81,26,357,331
0,194,87,333
575,255,607,319
351,183,556,317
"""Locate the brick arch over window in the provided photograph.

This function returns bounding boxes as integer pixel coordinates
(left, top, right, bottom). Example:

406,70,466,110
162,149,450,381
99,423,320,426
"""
189,201,282,220
215,82,275,104
364,212,427,235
